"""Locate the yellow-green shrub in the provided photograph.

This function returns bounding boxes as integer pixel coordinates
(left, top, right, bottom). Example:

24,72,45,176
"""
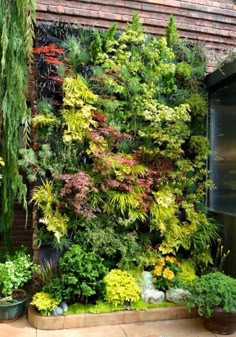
31,292,60,316
104,269,140,306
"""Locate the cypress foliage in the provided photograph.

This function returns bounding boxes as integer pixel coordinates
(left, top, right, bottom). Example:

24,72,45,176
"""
0,0,36,247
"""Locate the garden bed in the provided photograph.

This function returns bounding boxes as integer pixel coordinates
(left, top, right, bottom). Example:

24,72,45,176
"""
28,305,198,330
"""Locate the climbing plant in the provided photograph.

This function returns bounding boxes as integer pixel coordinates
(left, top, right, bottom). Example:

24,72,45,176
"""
25,14,218,272
0,0,36,247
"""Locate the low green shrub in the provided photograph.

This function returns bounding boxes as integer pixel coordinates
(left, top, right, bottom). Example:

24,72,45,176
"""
53,244,107,302
187,272,236,317
176,62,192,79
175,260,196,288
0,250,33,299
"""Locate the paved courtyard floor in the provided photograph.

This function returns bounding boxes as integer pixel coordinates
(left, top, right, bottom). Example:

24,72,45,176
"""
1,316,235,337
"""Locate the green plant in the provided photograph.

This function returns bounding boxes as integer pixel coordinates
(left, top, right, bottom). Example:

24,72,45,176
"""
187,272,236,317
42,277,64,303
176,62,192,79
0,1,35,247
165,15,179,48
175,260,197,288
65,299,177,315
57,244,107,301
32,181,69,242
0,250,33,300
185,93,207,118
31,291,60,316
104,269,140,306
33,260,58,289
152,255,181,291
211,238,230,272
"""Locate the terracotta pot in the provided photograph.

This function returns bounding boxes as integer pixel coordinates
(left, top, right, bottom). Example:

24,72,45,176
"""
203,308,236,335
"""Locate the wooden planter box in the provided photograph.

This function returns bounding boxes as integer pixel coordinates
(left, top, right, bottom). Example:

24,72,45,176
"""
28,304,198,330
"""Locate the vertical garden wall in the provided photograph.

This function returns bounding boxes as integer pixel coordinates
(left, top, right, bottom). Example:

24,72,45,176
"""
20,15,219,279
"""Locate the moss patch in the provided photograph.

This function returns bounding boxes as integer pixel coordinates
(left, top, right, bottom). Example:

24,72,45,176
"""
64,300,180,315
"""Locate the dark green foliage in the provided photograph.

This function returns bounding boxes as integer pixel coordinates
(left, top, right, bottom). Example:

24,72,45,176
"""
185,93,207,118
0,0,35,246
43,277,64,303
189,135,210,159
187,272,236,317
72,216,143,269
58,244,107,301
176,62,192,80
42,244,108,303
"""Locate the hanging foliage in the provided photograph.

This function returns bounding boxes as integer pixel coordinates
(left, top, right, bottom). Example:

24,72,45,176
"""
0,0,36,246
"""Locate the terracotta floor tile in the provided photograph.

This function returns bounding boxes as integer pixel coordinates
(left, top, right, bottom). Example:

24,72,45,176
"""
122,319,213,337
0,316,36,337
122,321,166,337
2,315,234,337
37,324,126,337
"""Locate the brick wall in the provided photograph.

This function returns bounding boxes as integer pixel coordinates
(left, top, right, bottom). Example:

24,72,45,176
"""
11,204,33,251
36,0,236,72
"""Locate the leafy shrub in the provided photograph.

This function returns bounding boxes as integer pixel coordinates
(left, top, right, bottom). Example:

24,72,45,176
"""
187,272,236,317
0,250,33,298
176,62,192,79
185,93,207,118
58,244,107,301
31,291,60,316
104,269,140,306
189,135,210,159
175,260,196,288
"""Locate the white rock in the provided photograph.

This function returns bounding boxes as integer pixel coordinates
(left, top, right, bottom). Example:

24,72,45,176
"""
166,288,191,303
141,289,165,304
52,306,64,315
59,301,68,312
142,271,155,290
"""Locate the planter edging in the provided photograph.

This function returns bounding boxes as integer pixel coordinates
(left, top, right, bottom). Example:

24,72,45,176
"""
28,304,198,330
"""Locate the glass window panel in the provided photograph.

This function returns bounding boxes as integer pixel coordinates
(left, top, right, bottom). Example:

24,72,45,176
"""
209,80,236,214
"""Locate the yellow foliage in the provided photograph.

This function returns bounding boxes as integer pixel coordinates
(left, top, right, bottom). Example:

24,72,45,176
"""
63,76,98,108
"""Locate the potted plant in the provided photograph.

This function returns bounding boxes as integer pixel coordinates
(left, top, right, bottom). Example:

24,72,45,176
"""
187,272,236,335
0,250,33,322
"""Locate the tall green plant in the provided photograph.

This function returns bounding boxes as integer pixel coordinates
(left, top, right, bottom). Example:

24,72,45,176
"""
0,0,35,246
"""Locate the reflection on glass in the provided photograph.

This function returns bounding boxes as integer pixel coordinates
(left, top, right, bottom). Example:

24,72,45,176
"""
209,80,236,214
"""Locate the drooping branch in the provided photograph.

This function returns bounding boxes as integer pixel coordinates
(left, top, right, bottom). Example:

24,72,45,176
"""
0,0,36,247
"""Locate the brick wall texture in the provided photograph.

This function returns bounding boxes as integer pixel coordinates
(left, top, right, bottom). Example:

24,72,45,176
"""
36,0,236,73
